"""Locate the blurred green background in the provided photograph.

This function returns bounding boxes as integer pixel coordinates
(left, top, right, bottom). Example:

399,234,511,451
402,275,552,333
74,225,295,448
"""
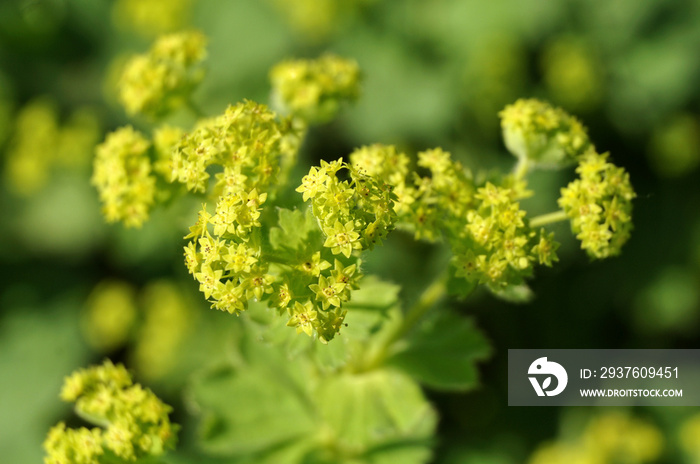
1,0,700,463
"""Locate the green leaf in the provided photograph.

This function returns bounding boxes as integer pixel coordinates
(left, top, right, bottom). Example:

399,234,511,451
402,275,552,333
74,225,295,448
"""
188,332,318,457
343,275,401,312
388,310,491,391
315,369,436,462
268,207,323,257
446,271,477,300
0,297,90,464
189,295,437,463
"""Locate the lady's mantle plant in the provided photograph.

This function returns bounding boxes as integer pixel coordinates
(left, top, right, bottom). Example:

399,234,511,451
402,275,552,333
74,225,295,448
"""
50,30,635,463
44,361,177,464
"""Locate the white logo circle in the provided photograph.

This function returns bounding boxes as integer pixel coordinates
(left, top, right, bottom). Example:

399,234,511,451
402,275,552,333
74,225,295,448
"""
528,357,568,396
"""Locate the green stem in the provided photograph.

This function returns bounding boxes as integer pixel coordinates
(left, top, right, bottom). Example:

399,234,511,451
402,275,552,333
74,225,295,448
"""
358,272,448,371
529,210,568,228
513,157,530,180
391,273,448,343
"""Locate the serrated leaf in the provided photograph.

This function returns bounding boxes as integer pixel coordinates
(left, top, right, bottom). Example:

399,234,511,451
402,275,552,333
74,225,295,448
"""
192,364,316,456
188,332,318,456
388,310,491,391
268,207,322,257
189,324,437,462
315,369,436,460
446,272,477,300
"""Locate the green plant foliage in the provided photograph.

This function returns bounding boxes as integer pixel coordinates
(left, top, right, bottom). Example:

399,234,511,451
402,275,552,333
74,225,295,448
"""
189,279,437,463
388,311,491,391
10,1,698,463
46,25,637,463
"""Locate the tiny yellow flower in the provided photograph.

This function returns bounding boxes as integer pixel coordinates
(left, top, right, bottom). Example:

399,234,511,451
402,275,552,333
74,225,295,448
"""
323,220,361,258
286,300,319,337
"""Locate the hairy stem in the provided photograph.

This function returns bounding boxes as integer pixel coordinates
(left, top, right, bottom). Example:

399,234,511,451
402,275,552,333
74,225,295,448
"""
529,210,568,228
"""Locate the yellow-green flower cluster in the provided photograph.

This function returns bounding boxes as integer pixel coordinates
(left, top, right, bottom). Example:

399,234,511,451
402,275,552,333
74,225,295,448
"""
500,98,591,168
290,158,399,340
118,30,207,118
44,360,177,464
152,124,185,179
183,205,360,343
350,145,475,241
184,198,272,316
528,412,662,464
298,158,397,255
275,256,360,343
179,102,302,324
454,182,558,290
112,0,195,38
559,149,635,259
5,98,100,196
351,145,479,244
349,144,412,213
350,144,560,291
171,101,292,194
285,256,360,343
92,126,156,228
270,54,361,123
408,148,477,241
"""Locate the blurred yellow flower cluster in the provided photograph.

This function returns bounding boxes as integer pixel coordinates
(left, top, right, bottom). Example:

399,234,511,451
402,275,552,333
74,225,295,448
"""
118,30,207,118
44,360,177,464
92,126,155,227
529,412,663,464
5,98,99,196
270,54,361,123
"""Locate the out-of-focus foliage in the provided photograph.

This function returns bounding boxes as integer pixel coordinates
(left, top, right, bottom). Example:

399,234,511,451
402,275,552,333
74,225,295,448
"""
112,0,195,38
